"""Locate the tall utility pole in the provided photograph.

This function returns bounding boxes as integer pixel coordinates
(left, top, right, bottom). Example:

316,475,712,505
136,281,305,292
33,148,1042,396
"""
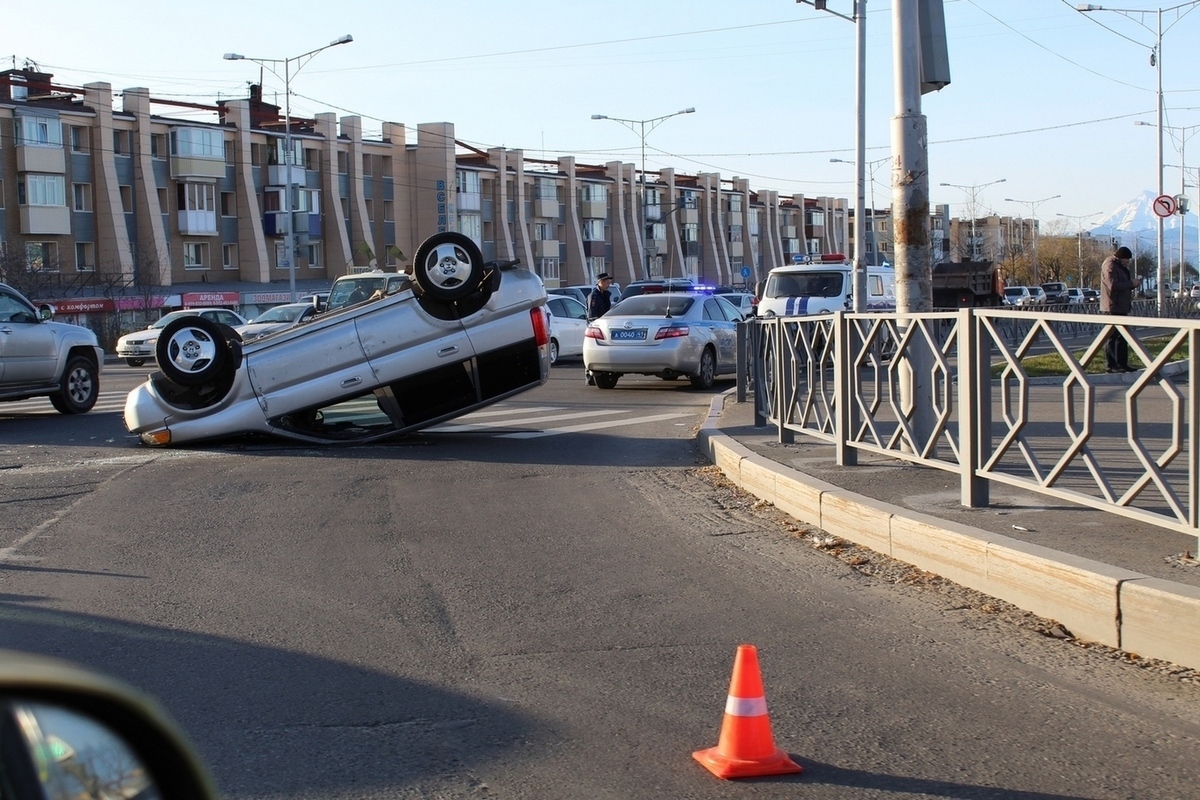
939,179,1006,261
799,0,869,310
225,35,354,302
591,108,695,281
1004,194,1060,284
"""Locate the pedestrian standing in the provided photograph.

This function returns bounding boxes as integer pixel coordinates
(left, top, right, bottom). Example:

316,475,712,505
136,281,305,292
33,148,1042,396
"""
584,273,614,385
1100,246,1138,373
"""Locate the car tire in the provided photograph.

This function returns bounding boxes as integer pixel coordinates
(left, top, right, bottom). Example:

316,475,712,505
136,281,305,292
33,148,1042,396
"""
156,316,229,387
413,232,485,302
549,338,560,366
49,355,100,414
126,357,146,367
689,348,716,390
594,371,620,389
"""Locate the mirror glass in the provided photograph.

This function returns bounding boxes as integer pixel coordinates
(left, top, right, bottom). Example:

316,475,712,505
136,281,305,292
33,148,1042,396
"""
1,702,160,800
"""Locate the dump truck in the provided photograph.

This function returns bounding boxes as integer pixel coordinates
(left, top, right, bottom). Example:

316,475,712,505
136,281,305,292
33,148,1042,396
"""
931,260,1003,308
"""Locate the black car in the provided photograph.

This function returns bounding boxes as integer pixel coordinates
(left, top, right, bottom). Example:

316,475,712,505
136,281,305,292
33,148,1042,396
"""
1041,282,1069,305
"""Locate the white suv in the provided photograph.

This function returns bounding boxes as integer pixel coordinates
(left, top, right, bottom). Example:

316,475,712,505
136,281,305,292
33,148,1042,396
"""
0,283,104,414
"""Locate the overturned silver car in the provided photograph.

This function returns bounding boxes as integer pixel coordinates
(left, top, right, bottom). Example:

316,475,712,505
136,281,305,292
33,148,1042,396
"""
124,233,549,446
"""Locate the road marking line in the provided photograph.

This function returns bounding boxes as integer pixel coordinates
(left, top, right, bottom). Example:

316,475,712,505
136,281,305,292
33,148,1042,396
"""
430,409,625,432
499,411,695,438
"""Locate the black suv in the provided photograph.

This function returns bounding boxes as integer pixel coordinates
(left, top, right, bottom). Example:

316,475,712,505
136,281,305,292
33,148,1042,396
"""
1041,282,1069,305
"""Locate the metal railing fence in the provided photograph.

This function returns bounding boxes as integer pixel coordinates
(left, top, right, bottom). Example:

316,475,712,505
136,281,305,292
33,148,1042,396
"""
739,307,1199,545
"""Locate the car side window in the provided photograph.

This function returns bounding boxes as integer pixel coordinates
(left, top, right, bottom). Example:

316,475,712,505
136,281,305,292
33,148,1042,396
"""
547,298,565,317
563,297,587,320
703,298,724,321
0,293,36,323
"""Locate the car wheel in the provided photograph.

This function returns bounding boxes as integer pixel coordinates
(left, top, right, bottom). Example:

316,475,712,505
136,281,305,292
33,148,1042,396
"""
549,338,560,366
689,348,716,390
594,371,620,389
156,316,229,387
126,357,146,367
49,356,99,414
413,232,485,302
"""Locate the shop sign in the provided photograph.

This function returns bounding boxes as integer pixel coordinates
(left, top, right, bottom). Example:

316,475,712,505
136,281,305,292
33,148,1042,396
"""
48,297,114,313
182,291,240,307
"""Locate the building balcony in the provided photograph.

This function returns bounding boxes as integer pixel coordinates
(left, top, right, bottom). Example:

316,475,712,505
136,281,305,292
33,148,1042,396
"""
644,204,662,222
533,197,557,218
20,204,70,235
458,191,482,212
16,144,65,174
533,239,559,258
263,210,321,237
171,155,226,180
177,209,218,235
267,164,307,187
582,239,607,258
678,208,699,225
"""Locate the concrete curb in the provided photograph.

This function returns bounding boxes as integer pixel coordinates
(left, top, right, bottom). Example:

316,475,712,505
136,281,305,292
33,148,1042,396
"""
698,391,1200,670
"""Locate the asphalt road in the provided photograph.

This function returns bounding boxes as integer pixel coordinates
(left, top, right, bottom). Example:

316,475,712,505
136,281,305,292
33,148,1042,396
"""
0,362,1197,799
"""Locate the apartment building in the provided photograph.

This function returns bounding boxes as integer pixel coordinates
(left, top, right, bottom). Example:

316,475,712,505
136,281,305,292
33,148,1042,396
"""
0,67,847,341
846,204,1040,268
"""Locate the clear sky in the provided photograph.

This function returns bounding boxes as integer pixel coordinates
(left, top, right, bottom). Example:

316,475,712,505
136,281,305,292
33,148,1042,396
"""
11,0,1200,235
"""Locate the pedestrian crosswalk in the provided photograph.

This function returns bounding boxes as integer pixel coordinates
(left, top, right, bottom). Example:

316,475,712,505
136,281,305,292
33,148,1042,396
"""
2,390,697,439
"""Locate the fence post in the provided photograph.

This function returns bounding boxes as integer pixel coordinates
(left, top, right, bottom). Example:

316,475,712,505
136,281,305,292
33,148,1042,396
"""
777,318,794,444
959,307,989,507
835,311,856,466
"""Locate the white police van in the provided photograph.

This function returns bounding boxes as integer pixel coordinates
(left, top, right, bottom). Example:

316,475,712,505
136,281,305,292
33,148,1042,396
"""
757,256,896,317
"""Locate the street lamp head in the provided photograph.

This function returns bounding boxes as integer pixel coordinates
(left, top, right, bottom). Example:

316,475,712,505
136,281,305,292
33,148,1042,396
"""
681,107,696,114
591,114,607,120
331,34,353,46
223,53,244,61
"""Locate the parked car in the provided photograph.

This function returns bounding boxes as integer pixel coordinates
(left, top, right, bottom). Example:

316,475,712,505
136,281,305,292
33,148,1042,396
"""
548,283,622,307
619,279,696,299
1003,286,1031,306
1190,284,1200,299
0,282,104,414
1082,288,1100,303
545,294,588,365
1041,281,1069,304
719,291,758,317
582,291,743,390
116,308,248,367
324,270,414,313
1027,286,1048,305
1065,288,1085,304
124,233,549,447
235,302,318,341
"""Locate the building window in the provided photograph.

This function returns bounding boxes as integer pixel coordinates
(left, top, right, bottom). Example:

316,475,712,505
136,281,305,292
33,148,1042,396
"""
178,182,216,213
75,242,94,272
581,184,607,203
680,191,697,210
157,187,168,211
296,188,319,214
268,137,303,167
365,198,374,221
306,148,320,170
586,257,606,281
384,243,397,266
113,130,131,156
729,194,743,213
18,174,66,207
221,191,236,217
382,155,392,174
69,126,89,153
73,183,92,212
362,154,373,176
383,200,394,221
223,243,238,270
224,141,235,164
534,222,554,240
337,151,349,174
170,127,223,159
15,115,62,147
306,243,323,268
459,213,482,244
26,242,59,272
456,171,481,194
582,219,605,241
150,133,167,159
183,242,208,269
538,259,560,281
536,178,558,202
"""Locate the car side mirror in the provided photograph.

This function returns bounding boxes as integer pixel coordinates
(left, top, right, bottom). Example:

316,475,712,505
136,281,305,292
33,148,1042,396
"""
36,304,53,321
0,650,217,800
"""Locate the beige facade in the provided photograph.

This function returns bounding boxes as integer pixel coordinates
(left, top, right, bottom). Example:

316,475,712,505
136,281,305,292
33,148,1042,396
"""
0,67,847,319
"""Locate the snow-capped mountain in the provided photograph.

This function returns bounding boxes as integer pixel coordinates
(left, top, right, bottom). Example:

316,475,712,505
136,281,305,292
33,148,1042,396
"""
1089,189,1196,262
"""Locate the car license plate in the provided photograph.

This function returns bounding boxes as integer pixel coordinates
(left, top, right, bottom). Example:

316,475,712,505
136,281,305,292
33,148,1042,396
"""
611,328,647,341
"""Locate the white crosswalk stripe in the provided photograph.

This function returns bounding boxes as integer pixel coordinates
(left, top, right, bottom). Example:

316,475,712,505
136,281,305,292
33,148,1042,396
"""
2,390,700,439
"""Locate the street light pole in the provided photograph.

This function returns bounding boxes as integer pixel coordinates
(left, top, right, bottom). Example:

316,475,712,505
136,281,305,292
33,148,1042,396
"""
1056,211,1103,287
1143,121,1200,295
1078,1,1200,309
1003,194,1060,284
832,156,889,267
224,34,353,301
939,179,1006,261
591,108,695,281
801,0,869,309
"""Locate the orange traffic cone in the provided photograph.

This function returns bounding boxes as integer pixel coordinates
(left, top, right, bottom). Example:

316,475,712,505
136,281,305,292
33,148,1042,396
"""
693,644,803,779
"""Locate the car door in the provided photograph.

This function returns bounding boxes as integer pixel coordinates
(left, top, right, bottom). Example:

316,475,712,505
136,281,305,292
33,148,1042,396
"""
0,289,58,385
703,297,739,373
547,296,587,358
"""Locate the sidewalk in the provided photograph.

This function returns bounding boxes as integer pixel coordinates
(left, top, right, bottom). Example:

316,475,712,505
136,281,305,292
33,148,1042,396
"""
699,390,1200,671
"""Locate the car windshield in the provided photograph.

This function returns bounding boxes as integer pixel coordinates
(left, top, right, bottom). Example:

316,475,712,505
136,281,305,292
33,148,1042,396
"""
764,272,844,299
251,306,302,324
151,310,199,329
1005,288,1024,297
608,295,696,317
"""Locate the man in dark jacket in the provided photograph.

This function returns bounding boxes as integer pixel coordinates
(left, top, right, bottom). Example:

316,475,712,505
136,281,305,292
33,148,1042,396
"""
584,273,614,385
1101,246,1138,372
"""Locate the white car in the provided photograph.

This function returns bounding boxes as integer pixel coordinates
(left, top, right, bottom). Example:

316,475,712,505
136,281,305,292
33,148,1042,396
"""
234,302,317,341
1004,286,1035,307
116,308,248,367
124,233,549,447
545,294,588,365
